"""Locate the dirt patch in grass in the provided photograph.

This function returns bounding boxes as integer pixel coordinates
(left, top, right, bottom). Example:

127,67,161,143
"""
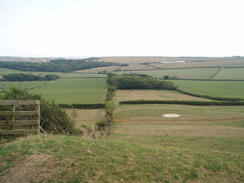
0,154,59,183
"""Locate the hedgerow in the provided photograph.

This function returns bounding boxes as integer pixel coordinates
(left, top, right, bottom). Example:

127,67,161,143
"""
176,89,244,101
119,100,244,106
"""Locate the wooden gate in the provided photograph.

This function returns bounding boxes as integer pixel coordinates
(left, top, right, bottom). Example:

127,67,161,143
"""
0,100,40,135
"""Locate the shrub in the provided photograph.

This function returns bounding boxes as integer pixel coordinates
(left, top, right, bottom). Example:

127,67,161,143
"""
1,88,82,135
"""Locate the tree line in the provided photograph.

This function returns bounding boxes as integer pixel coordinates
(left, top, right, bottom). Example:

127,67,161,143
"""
107,73,177,90
3,73,61,81
0,58,128,72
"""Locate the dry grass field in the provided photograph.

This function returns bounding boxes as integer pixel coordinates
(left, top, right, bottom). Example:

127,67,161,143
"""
120,64,156,70
76,66,119,73
115,68,219,79
98,56,243,64
65,108,105,124
113,90,212,104
150,60,244,69
113,104,244,137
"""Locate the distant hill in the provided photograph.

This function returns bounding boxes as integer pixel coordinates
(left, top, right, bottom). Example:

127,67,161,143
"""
96,56,244,64
0,56,62,63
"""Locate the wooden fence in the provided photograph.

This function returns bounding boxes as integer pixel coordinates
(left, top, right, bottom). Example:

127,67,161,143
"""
0,100,40,135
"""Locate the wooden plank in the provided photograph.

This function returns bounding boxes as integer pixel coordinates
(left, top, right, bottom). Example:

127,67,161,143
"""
0,120,38,126
0,111,38,116
0,129,39,135
0,100,40,105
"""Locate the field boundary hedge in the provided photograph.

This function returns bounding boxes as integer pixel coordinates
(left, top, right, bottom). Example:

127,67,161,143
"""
59,103,105,109
169,79,244,81
119,100,244,106
176,89,244,101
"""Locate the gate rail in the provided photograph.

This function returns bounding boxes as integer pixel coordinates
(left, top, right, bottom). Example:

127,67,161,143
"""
0,100,40,135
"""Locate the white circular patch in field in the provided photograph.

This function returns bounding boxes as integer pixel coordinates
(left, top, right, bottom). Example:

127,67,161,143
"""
162,114,181,118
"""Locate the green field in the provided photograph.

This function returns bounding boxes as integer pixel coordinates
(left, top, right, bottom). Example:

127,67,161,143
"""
0,81,49,91
114,90,212,104
0,68,25,75
115,68,219,79
172,80,244,99
213,68,244,80
31,78,107,104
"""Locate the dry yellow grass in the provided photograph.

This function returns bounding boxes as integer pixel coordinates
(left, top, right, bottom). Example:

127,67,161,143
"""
151,60,244,69
114,122,244,137
114,104,244,137
76,66,119,73
65,108,105,128
119,64,156,70
113,90,212,104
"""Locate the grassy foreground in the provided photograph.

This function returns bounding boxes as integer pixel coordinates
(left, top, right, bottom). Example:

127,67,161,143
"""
0,135,243,183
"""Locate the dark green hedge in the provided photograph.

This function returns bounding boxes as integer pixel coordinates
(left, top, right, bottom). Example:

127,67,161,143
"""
3,73,61,81
59,104,105,109
120,100,244,106
176,89,244,101
107,73,177,90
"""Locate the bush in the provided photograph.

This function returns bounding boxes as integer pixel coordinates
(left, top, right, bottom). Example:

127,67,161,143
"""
0,88,82,135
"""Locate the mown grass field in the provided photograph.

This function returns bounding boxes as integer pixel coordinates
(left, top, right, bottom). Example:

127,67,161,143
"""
115,68,219,79
114,104,244,136
173,80,244,99
0,81,49,91
114,90,212,104
31,78,107,104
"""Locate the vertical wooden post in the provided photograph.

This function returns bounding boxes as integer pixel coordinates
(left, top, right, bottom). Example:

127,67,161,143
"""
11,104,16,130
35,100,41,134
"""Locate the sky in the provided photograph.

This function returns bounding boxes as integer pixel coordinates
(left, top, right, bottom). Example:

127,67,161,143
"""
0,0,243,57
